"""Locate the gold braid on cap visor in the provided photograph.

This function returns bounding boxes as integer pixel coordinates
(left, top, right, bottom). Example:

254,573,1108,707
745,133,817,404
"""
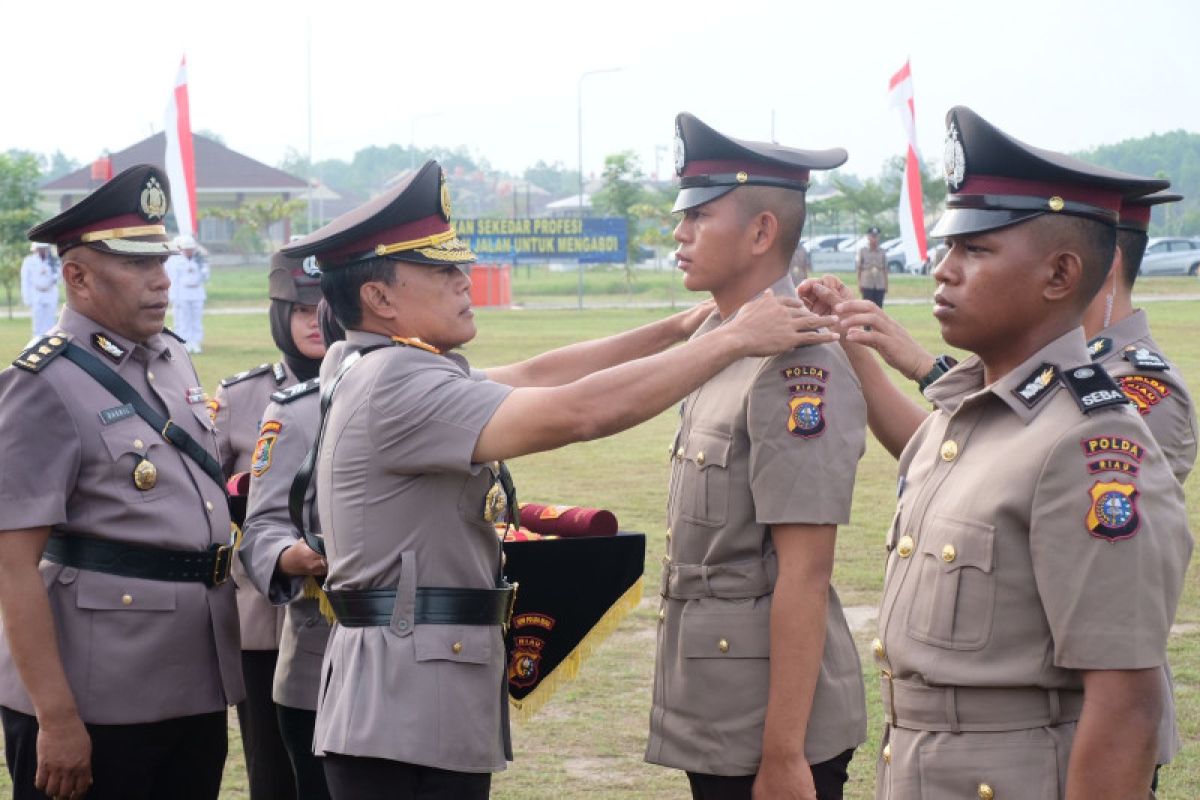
80,225,167,242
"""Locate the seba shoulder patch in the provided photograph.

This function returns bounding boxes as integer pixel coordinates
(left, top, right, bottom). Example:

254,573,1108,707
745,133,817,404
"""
1062,364,1128,414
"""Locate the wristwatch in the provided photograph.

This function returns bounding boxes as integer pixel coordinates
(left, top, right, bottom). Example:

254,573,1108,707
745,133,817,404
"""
917,355,958,392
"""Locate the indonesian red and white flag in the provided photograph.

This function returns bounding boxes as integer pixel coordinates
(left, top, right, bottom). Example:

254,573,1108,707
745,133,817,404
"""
164,56,198,238
888,59,927,267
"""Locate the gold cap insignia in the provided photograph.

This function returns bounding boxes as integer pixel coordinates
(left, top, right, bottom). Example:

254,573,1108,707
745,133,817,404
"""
735,171,749,184
139,176,169,221
1048,196,1065,212
439,168,452,222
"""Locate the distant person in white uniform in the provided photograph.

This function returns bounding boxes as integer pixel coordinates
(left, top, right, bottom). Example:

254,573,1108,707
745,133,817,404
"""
166,234,210,352
20,242,60,336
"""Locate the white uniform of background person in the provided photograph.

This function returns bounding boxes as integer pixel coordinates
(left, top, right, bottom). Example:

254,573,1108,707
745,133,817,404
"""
20,243,59,336
166,234,210,352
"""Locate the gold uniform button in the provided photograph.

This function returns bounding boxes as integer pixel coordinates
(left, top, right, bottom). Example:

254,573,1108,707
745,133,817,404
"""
452,642,463,654
205,500,214,513
896,536,914,558
662,554,671,565
147,371,155,381
717,639,730,653
941,544,957,563
882,743,891,764
940,439,959,461
872,638,885,659
133,438,145,450
696,451,705,465
978,784,994,800
675,447,685,459
658,608,665,622
121,594,133,606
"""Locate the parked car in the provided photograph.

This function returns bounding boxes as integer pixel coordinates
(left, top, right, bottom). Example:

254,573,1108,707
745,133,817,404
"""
803,234,856,253
1139,237,1200,276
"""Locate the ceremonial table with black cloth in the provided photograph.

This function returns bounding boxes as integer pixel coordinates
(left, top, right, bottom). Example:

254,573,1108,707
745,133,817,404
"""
501,531,645,718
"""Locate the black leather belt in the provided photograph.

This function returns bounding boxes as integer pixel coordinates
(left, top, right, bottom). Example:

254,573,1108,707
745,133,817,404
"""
43,533,234,588
327,584,517,628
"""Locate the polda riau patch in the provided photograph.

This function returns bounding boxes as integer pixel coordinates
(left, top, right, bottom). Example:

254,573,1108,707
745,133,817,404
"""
1086,479,1140,541
780,365,828,383
787,395,825,438
1080,434,1146,463
1120,375,1171,416
250,420,283,477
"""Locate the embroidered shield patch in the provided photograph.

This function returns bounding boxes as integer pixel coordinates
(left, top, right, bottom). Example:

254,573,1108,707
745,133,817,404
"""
251,420,282,477
787,395,825,438
1119,375,1171,416
1086,480,1140,541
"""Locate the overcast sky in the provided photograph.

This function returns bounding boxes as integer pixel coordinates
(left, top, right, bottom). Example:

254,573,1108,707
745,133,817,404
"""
4,0,1197,184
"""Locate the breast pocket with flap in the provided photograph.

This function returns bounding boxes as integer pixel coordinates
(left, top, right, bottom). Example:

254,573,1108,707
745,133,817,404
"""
904,514,996,651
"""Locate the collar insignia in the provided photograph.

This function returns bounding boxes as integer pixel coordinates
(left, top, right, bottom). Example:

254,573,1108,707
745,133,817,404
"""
91,333,126,363
1087,336,1113,360
1011,362,1058,408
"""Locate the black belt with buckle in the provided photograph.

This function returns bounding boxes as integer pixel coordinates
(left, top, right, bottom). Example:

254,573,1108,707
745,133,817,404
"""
327,584,517,628
43,532,234,588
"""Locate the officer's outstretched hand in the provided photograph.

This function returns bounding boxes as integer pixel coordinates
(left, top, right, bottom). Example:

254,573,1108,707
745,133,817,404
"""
727,290,838,357
674,298,717,339
278,540,328,577
36,712,91,800
799,276,935,381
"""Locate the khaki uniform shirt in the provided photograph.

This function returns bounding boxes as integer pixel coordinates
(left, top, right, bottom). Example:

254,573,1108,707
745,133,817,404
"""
240,375,331,711
1088,310,1196,765
314,331,513,772
212,361,293,650
0,306,244,724
647,274,869,775
874,329,1192,799
1089,309,1197,485
856,247,888,291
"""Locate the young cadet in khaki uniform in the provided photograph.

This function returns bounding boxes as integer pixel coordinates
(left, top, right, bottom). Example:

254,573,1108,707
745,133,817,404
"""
211,252,328,800
1083,191,1197,486
240,299,345,800
646,113,867,800
805,106,1192,799
280,159,839,800
856,226,888,307
0,164,244,799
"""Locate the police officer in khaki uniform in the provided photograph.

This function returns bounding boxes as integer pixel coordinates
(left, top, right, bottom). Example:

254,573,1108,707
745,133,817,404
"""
280,159,838,800
211,252,328,800
811,107,1192,799
855,226,888,306
1083,191,1197,485
240,298,345,800
646,113,867,800
0,164,244,799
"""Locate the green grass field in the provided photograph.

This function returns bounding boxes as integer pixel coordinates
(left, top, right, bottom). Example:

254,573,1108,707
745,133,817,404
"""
0,267,1196,798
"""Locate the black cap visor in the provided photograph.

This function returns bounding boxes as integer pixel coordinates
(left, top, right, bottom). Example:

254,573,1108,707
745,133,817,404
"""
672,185,737,213
930,207,1047,238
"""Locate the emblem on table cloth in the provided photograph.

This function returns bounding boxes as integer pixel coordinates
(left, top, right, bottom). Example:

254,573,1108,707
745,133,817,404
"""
251,420,282,477
787,394,825,438
508,634,546,689
1086,480,1140,541
1119,375,1171,415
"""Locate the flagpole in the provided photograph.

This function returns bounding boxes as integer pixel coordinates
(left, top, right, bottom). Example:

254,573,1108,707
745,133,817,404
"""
306,16,314,234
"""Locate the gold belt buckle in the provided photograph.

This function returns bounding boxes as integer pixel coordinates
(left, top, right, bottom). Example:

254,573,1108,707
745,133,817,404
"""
503,582,519,631
211,544,232,586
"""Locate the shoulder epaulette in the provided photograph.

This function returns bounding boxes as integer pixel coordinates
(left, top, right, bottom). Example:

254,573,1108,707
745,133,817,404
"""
1122,345,1170,371
162,326,186,343
220,363,274,388
271,377,320,404
272,362,288,384
1062,363,1129,414
1087,336,1112,361
12,332,69,373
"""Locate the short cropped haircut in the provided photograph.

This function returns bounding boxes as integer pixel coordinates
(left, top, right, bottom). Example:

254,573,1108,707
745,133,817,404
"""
733,186,807,263
1116,229,1149,290
319,256,397,329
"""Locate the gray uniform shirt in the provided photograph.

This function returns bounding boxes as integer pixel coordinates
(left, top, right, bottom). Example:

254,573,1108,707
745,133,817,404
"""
213,361,293,650
313,331,513,772
240,369,333,711
874,329,1192,798
647,274,869,775
0,306,244,723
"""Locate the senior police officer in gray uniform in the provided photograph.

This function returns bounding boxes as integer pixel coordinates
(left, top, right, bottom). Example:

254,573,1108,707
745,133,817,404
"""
0,164,244,799
647,113,868,800
211,251,329,800
1083,191,1197,486
281,159,839,799
240,294,345,800
846,108,1191,799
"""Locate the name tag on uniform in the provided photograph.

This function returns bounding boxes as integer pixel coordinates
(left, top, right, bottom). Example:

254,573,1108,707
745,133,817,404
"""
186,386,206,404
99,403,135,425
